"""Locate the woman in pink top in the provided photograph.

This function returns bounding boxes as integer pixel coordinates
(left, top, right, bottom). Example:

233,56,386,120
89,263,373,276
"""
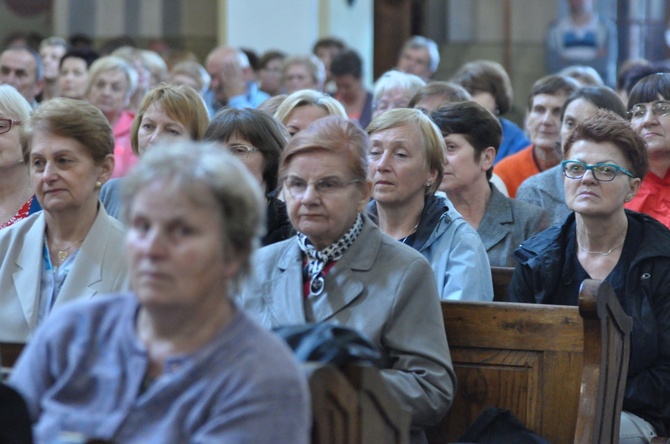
86,56,138,178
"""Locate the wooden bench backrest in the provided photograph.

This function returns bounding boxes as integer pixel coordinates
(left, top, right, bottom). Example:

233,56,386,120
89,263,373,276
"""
305,363,410,444
426,279,632,444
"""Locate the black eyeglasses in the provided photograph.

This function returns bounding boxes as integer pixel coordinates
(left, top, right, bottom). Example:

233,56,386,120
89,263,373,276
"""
627,101,670,121
0,119,21,135
562,160,635,182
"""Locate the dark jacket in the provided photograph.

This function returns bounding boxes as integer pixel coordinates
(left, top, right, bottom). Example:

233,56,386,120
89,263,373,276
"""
507,210,670,434
262,195,293,246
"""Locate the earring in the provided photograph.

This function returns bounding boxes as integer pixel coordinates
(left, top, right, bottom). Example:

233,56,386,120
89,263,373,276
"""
425,181,432,187
95,181,102,190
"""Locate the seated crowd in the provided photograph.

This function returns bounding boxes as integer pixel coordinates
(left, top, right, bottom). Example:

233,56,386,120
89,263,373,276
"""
0,31,668,444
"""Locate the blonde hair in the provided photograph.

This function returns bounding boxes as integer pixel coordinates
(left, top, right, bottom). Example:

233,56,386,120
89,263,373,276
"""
366,108,444,194
274,89,346,124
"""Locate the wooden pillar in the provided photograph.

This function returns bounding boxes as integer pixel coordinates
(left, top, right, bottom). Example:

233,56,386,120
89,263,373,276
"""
373,0,412,79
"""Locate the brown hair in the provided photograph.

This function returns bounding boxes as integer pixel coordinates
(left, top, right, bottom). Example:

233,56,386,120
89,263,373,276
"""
279,115,368,187
563,110,648,180
21,97,113,164
130,83,209,156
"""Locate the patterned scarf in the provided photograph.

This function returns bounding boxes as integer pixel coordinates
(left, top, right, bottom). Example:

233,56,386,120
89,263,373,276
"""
297,213,364,297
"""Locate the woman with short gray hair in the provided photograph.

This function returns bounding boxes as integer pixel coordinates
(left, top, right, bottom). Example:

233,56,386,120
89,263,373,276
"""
9,142,311,443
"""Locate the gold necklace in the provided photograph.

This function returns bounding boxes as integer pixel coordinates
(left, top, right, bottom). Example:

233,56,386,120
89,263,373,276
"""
54,239,85,264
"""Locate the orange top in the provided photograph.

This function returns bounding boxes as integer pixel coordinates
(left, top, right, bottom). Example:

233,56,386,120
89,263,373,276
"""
493,145,540,198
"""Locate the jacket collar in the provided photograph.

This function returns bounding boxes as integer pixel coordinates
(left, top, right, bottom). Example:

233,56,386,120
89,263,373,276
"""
274,214,379,323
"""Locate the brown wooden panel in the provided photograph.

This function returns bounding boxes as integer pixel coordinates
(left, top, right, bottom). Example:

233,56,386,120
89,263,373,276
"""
444,349,541,441
443,301,584,352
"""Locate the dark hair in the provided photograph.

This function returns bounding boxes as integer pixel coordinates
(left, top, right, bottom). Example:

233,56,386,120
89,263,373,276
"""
259,50,286,69
618,61,670,97
561,86,626,121
205,108,288,194
527,75,580,110
563,110,648,180
627,73,670,110
330,49,363,79
451,60,513,114
431,101,502,180
1,46,44,81
241,47,259,72
59,48,100,69
312,37,346,54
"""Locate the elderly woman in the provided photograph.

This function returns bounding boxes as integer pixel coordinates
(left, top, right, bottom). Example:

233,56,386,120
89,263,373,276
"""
86,55,138,178
274,89,346,136
451,60,530,163
372,70,425,120
281,54,326,94
9,142,310,443
204,107,292,245
0,98,128,342
0,85,40,230
431,101,549,267
516,85,627,225
366,108,493,300
100,83,210,219
507,111,670,442
58,48,100,100
237,116,455,443
625,73,670,228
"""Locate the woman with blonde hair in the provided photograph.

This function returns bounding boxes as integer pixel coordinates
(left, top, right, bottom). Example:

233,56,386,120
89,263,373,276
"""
274,89,345,136
367,108,493,300
100,83,210,219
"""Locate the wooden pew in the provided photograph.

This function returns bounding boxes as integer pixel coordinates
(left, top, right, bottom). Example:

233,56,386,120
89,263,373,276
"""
305,363,410,444
0,342,25,380
491,266,515,301
426,279,632,444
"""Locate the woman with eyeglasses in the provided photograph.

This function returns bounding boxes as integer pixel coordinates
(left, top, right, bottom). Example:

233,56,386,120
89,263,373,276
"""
625,73,670,228
237,116,456,443
507,111,670,442
99,83,210,219
0,84,40,230
204,107,293,245
517,85,627,225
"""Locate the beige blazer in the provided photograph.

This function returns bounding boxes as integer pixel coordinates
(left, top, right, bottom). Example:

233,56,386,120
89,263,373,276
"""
0,205,129,342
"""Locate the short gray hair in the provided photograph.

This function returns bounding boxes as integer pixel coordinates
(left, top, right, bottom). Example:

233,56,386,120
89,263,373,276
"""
121,141,266,284
402,36,440,73
373,70,426,104
0,84,32,122
274,89,346,124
